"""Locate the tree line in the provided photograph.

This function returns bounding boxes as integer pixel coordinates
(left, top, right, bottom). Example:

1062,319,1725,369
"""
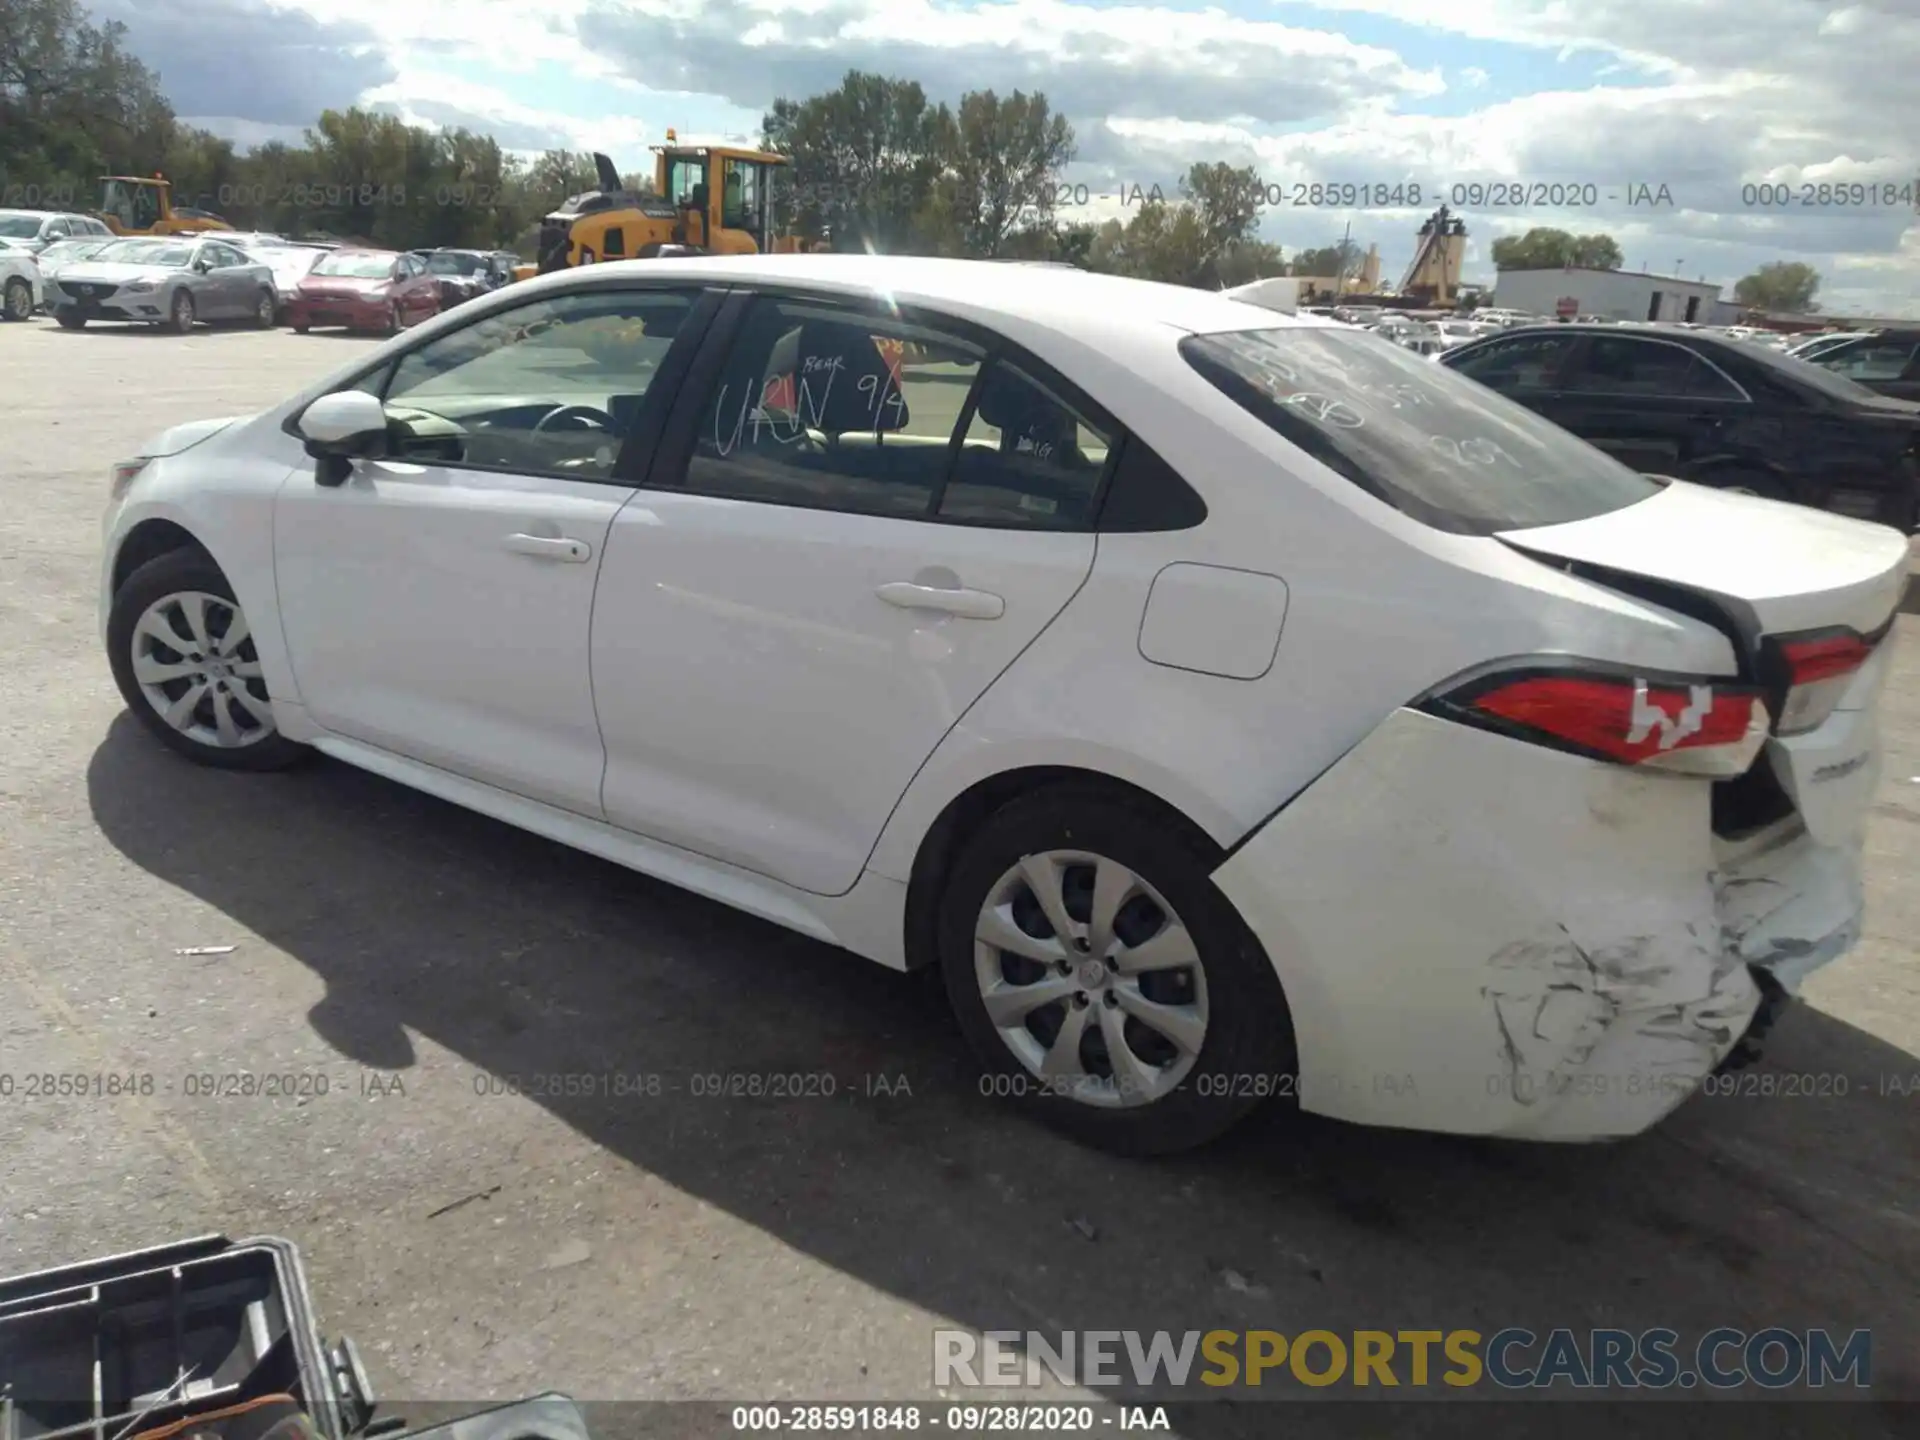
1,0,1820,308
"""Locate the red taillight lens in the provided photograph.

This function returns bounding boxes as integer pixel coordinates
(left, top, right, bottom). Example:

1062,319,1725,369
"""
1776,632,1873,735
1437,670,1771,776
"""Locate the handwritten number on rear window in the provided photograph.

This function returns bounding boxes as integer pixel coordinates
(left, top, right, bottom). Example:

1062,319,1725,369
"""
1284,393,1366,429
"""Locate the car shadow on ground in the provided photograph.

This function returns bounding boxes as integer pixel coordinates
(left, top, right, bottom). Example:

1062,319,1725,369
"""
85,718,1920,1438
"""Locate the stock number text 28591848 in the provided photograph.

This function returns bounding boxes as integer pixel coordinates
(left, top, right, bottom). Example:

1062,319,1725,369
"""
1119,181,1424,210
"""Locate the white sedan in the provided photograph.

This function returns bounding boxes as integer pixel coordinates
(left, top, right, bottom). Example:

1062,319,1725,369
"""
0,240,42,321
99,254,1903,1155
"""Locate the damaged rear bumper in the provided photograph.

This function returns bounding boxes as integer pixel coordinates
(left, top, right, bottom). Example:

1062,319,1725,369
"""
1211,708,1864,1141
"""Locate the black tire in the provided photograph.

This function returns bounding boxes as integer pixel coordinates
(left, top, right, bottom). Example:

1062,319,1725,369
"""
168,289,196,334
385,302,402,336
57,312,86,330
254,290,277,328
2,278,32,322
293,322,310,334
106,547,310,772
937,784,1297,1157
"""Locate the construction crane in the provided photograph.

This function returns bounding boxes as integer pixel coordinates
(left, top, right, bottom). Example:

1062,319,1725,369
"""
1399,204,1467,307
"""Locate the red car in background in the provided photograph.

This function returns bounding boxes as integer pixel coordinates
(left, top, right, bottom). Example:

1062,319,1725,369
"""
284,248,440,335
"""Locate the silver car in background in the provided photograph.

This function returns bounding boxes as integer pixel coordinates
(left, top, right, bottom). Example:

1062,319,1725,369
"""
29,236,115,311
221,234,332,320
49,235,278,333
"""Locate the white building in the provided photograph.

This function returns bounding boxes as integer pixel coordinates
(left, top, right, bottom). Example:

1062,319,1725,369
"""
1492,266,1724,324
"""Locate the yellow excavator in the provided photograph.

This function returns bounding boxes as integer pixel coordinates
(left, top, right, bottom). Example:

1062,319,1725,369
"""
515,133,825,281
96,174,232,236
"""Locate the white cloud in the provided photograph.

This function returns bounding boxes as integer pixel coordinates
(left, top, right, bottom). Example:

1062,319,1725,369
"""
86,0,1920,314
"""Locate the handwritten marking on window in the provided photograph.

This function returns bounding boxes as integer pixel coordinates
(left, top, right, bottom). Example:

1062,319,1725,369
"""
857,370,909,426
1283,393,1366,429
1428,434,1521,468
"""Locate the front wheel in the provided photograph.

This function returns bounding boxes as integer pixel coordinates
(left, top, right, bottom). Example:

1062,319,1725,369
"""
2,278,32,322
254,290,277,328
106,547,309,771
56,312,86,330
385,302,402,335
168,290,196,334
937,785,1297,1156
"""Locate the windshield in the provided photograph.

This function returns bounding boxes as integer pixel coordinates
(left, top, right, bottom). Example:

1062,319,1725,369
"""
94,239,192,266
312,252,397,279
426,253,480,274
1181,327,1661,535
39,240,107,264
0,214,44,238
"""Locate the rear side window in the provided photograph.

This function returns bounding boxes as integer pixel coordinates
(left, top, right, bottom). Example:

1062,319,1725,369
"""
1563,337,1747,400
1180,327,1661,535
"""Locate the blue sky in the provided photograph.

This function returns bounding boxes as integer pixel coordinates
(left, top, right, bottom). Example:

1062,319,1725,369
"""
88,0,1920,316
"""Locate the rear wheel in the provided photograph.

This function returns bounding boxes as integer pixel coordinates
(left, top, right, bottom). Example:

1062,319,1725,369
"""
254,290,277,328
106,548,309,772
937,784,1297,1157
2,278,32,322
168,290,195,334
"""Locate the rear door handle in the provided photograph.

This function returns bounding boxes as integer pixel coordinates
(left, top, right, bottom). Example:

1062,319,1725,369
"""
505,533,592,563
876,581,1005,619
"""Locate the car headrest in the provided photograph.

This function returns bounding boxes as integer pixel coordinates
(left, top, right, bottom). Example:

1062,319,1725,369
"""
791,321,909,433
974,365,1073,452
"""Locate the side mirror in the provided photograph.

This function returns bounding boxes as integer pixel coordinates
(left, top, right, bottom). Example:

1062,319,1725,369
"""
296,391,389,485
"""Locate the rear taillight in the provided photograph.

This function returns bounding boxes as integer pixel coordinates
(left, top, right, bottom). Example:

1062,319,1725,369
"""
1426,666,1771,777
1774,631,1875,735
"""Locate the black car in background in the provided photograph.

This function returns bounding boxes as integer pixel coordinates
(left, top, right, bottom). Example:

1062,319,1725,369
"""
1796,328,1920,402
414,248,517,308
1439,324,1920,530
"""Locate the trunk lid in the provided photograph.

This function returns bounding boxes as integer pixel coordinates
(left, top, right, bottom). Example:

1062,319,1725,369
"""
1497,480,1908,847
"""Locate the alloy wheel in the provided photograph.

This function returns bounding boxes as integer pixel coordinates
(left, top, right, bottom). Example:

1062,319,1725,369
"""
973,850,1209,1107
2,280,30,321
130,590,276,748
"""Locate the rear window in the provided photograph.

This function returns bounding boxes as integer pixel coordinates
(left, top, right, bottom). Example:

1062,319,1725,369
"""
1180,327,1662,535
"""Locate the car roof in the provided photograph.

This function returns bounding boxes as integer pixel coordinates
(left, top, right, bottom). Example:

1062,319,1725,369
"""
541,253,1339,337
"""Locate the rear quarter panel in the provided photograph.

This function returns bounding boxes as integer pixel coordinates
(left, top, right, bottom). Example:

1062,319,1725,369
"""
865,342,1740,879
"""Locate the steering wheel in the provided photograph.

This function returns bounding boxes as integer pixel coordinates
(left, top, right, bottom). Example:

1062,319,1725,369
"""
533,404,616,433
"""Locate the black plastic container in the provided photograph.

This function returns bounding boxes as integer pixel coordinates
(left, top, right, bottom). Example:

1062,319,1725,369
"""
0,1235,374,1440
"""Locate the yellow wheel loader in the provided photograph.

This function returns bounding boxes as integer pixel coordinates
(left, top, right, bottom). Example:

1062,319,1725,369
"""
97,174,232,236
514,135,825,282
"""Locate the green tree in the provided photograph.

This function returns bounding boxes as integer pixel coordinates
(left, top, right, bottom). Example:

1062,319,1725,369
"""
763,71,949,252
1288,241,1362,279
926,88,1074,257
1734,260,1820,312
1491,226,1623,271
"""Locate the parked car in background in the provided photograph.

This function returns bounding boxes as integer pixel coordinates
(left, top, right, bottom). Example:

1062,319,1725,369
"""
29,236,114,309
416,248,511,308
225,236,331,320
1787,330,1876,360
98,254,1903,1154
1435,318,1494,348
0,209,114,255
0,243,43,321
48,235,277,333
284,248,441,334
1797,329,1920,402
1440,324,1920,528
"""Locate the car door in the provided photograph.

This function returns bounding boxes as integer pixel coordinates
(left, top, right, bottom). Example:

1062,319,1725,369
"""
591,290,1109,896
210,242,257,316
1548,334,1754,477
398,254,438,319
183,242,232,316
274,284,716,815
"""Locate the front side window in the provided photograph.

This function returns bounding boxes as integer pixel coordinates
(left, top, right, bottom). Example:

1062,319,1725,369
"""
685,297,983,517
1445,333,1579,391
376,287,699,480
1182,326,1662,535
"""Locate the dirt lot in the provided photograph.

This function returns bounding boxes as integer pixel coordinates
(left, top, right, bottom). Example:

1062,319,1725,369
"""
1,318,1917,1437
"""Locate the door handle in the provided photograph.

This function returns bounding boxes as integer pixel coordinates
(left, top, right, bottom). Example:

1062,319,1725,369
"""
505,533,592,563
876,581,1004,619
